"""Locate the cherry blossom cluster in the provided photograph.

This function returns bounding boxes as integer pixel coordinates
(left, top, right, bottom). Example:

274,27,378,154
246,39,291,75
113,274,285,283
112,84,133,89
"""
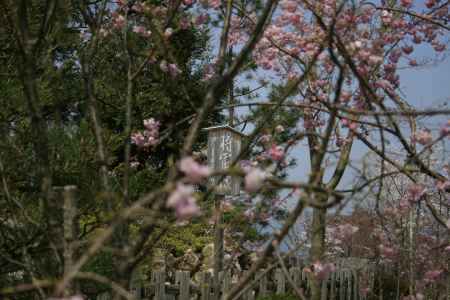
160,60,182,78
304,261,336,280
101,1,186,80
257,133,286,162
131,118,160,148
167,183,200,220
166,157,211,220
328,223,359,245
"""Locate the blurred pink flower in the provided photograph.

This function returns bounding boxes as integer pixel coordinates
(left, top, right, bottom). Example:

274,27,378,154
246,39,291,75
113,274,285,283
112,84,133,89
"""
400,0,412,7
414,129,433,145
379,244,396,259
167,183,200,220
440,120,450,136
244,168,267,192
436,180,450,191
179,156,210,183
133,25,151,37
424,270,442,283
168,63,182,77
312,261,335,280
268,144,284,161
143,118,160,132
132,118,160,148
406,184,426,202
131,132,146,147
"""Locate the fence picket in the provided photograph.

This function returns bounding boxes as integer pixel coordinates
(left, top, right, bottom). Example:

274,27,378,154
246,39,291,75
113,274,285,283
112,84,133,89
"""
94,265,368,300
220,270,231,300
176,271,190,300
320,273,328,300
275,268,286,294
200,271,212,300
152,270,166,300
258,270,268,298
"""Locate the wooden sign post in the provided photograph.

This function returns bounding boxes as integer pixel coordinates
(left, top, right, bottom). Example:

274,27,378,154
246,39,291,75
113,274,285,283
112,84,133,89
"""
204,125,245,195
204,125,245,300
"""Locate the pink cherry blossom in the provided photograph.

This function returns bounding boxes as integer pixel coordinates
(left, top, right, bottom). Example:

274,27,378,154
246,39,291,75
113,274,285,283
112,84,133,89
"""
133,25,151,37
159,61,181,78
312,261,336,280
208,0,221,9
400,0,412,8
143,118,160,132
112,13,126,29
440,120,450,136
425,0,436,8
168,63,182,77
132,118,160,148
167,183,200,220
195,14,209,26
436,180,450,191
406,184,427,202
131,132,146,147
244,168,267,192
424,270,442,283
341,118,358,130
179,156,210,183
267,144,284,161
379,244,396,259
414,129,433,145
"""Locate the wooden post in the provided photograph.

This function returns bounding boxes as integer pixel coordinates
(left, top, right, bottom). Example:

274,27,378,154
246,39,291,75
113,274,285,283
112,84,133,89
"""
213,194,224,300
62,185,77,296
205,125,245,300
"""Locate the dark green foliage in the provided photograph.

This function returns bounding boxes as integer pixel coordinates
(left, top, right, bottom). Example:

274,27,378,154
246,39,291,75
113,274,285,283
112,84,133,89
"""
0,0,223,292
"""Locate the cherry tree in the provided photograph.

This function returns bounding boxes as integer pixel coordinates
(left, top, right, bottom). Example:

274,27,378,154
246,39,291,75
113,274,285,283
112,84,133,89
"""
0,0,449,299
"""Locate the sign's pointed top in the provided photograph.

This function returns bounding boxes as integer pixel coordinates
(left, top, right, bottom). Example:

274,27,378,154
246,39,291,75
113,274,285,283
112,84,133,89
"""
203,124,247,137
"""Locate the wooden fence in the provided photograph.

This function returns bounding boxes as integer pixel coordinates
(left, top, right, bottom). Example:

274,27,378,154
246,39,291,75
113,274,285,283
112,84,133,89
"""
97,267,368,300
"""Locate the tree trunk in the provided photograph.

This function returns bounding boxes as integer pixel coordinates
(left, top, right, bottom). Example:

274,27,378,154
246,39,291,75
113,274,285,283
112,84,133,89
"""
309,195,327,300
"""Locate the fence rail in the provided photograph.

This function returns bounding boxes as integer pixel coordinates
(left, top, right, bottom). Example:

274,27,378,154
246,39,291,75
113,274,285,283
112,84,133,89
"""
97,267,367,300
